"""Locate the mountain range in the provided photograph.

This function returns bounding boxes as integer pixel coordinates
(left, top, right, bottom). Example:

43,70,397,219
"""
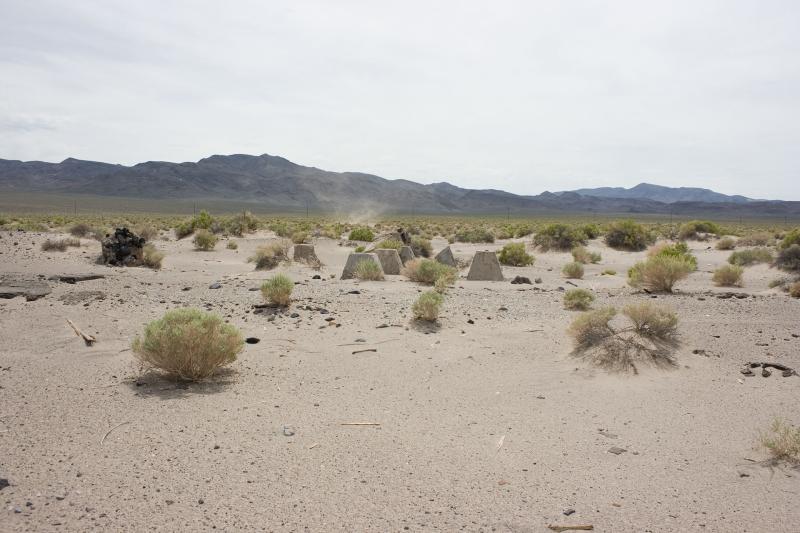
1,153,798,217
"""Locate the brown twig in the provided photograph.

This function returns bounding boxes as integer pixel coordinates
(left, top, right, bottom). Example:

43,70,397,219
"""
100,421,130,444
547,526,594,532
340,422,381,426
352,348,378,354
66,319,96,346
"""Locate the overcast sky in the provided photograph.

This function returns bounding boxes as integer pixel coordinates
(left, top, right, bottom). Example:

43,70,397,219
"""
1,0,798,199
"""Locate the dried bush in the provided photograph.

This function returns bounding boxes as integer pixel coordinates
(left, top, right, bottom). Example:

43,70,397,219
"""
604,220,654,251
774,245,800,272
410,235,432,257
193,229,218,251
789,282,800,298
567,307,617,350
348,227,374,242
728,248,773,266
779,229,800,250
132,308,243,381
498,243,534,266
533,224,587,251
564,288,595,310
648,242,697,270
175,221,194,239
41,238,81,251
260,273,293,306
69,223,93,238
412,290,444,322
375,239,404,250
712,264,743,287
622,302,678,339
571,246,601,264
136,225,159,241
628,255,694,292
354,260,385,281
225,211,258,236
249,240,290,270
677,220,720,240
738,232,774,247
759,418,800,464
716,237,736,250
562,261,584,279
142,243,165,269
291,231,308,244
402,258,457,286
226,240,238,250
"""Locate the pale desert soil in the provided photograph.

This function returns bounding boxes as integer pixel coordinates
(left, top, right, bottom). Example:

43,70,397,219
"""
1,230,799,532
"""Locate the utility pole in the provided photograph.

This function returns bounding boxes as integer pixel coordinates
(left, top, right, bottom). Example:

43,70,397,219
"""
506,206,510,222
306,200,309,219
73,200,77,216
193,202,197,216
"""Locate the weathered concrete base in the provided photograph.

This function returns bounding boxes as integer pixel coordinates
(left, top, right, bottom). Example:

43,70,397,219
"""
434,246,457,267
341,253,384,279
293,243,319,264
374,249,403,275
466,251,504,281
399,246,415,265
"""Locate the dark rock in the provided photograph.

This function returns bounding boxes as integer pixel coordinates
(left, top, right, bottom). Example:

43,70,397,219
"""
290,313,300,318
510,276,532,285
312,274,321,279
0,478,9,490
245,337,260,344
608,446,627,455
0,278,51,301
563,509,575,516
48,273,105,284
467,319,475,324
209,283,222,289
347,290,361,295
534,278,542,284
101,228,146,267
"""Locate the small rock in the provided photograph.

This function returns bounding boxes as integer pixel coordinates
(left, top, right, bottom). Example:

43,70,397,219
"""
290,313,300,318
510,276,531,285
312,275,321,280
467,319,475,324
0,478,9,490
534,278,542,283
608,446,627,455
209,283,222,289
283,426,295,437
563,508,575,516
245,337,260,344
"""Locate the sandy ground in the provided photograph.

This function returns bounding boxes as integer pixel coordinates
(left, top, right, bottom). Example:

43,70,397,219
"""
1,230,799,532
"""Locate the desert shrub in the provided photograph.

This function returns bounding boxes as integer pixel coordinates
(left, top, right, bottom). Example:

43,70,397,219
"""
515,224,535,237
628,255,694,292
349,227,375,242
454,228,494,243
768,277,790,289
402,258,457,286
562,261,584,279
410,235,432,258
622,303,678,339
260,274,293,306
132,308,243,381
712,264,743,287
193,229,218,251
579,223,601,239
498,243,534,266
571,246,601,264
376,238,403,250
175,221,194,239
648,242,697,270
738,232,774,247
225,211,258,236
759,418,800,464
774,245,800,272
136,225,159,241
678,220,720,240
604,220,654,251
69,223,93,237
602,269,617,275
715,237,736,250
290,231,308,244
494,226,515,240
249,240,290,270
789,282,800,298
142,243,164,269
354,260,385,281
533,224,587,251
779,229,800,250
564,288,595,310
191,210,215,231
41,238,80,251
354,245,366,253
567,307,617,349
226,240,238,250
728,248,773,266
412,290,444,322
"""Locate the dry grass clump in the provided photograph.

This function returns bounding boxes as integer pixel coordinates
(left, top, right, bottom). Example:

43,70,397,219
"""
136,225,159,241
69,223,93,238
628,255,694,292
568,304,679,372
132,308,243,381
759,418,800,464
249,240,290,270
193,229,218,251
563,288,594,310
410,235,432,258
41,238,81,251
715,236,736,250
712,264,743,287
142,243,165,269
375,238,404,250
498,242,534,266
602,269,617,276
412,290,444,322
226,240,238,250
291,231,308,244
789,282,800,298
354,260,385,281
260,273,293,306
728,248,773,266
562,261,584,279
604,220,654,251
738,232,774,247
774,245,800,272
571,246,601,264
402,258,457,286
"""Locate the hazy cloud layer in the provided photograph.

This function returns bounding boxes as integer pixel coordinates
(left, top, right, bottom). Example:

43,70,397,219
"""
1,0,798,199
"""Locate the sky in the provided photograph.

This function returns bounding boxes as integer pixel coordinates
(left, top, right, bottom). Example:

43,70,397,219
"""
1,0,799,199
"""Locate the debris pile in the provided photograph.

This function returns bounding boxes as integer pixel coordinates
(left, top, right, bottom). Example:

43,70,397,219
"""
101,228,146,267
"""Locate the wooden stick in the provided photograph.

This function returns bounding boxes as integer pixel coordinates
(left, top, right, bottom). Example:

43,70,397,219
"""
340,422,380,426
66,319,96,346
352,348,377,354
547,526,594,532
100,421,130,444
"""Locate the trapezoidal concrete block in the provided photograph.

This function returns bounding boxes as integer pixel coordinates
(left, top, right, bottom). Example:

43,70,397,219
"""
398,246,415,265
466,250,504,281
434,246,457,267
374,249,403,275
341,253,384,280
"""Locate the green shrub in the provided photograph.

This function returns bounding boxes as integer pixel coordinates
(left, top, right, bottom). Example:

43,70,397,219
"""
579,223,601,239
715,237,736,250
564,288,594,310
192,210,215,231
142,243,164,269
132,308,243,381
249,241,290,270
291,231,308,244
354,260,385,281
562,261,584,279
349,227,375,242
225,211,258,236
533,224,587,251
354,245,366,252
193,229,218,251
498,243,534,266
648,242,697,270
175,221,194,239
712,264,743,287
728,248,773,266
410,236,432,258
779,229,800,250
376,239,404,250
678,220,720,240
260,274,293,306
454,228,495,243
571,246,601,264
604,220,654,251
412,290,444,321
759,418,800,464
628,255,694,292
402,258,457,286
774,245,800,272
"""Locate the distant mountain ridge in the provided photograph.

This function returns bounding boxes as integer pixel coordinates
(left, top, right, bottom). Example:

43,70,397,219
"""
559,183,758,204
1,153,798,217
